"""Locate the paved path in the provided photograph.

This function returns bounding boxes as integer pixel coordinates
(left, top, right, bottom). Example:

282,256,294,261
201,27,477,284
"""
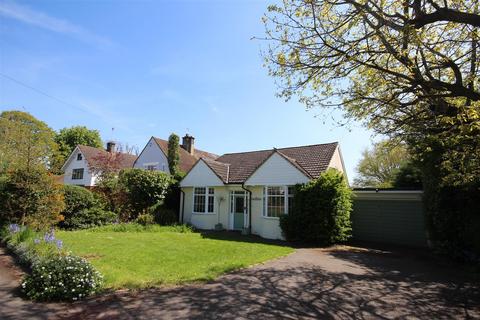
1,245,479,319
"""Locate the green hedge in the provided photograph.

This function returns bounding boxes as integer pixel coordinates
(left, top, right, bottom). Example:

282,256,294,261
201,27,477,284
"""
280,169,353,244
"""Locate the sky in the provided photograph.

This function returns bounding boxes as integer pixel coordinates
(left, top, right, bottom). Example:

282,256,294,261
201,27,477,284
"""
0,0,378,181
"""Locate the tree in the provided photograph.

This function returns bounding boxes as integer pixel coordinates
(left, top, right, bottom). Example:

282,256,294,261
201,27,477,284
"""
167,133,180,177
354,141,409,187
0,168,65,230
0,111,57,172
263,1,479,140
263,0,480,255
53,126,102,171
393,161,423,189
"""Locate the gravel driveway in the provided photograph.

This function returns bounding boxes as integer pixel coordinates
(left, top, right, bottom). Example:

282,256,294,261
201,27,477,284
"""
1,244,479,319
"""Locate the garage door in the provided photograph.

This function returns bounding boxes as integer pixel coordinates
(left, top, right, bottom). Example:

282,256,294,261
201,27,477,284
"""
352,198,428,247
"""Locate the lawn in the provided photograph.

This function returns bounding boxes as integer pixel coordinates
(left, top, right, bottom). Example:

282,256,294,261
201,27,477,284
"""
57,225,293,289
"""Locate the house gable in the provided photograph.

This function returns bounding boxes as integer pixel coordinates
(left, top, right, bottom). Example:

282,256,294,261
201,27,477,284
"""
180,159,224,187
62,147,95,186
244,152,310,186
327,145,349,184
134,137,170,172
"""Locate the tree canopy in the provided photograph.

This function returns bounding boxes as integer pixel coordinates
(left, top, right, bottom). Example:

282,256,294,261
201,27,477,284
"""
263,0,479,140
354,141,409,188
0,110,57,172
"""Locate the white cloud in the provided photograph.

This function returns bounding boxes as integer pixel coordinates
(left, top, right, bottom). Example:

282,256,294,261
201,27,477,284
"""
0,1,112,47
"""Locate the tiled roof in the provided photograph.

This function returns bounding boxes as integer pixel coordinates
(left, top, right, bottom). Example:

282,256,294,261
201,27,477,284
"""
207,142,338,184
77,145,137,169
152,137,218,173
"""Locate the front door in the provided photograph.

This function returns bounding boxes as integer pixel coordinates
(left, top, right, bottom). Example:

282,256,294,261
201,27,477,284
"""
233,195,245,230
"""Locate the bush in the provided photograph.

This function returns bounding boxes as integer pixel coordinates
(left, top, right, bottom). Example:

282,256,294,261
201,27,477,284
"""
135,213,155,226
22,255,103,301
280,169,352,244
151,205,178,225
87,223,193,233
0,168,65,230
65,208,117,230
118,169,173,218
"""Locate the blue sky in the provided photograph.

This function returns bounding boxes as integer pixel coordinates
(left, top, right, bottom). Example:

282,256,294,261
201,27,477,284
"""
0,0,377,180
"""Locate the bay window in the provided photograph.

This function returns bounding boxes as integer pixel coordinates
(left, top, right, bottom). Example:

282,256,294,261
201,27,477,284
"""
193,187,215,214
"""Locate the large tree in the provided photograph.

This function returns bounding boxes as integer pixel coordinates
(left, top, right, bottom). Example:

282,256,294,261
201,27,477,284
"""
263,0,479,140
354,141,409,188
0,110,57,172
167,133,180,177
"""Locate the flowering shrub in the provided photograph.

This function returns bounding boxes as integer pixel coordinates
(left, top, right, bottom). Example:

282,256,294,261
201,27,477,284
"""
22,255,103,301
1,224,104,301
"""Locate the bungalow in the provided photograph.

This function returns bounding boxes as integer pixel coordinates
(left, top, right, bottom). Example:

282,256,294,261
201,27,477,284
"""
179,142,347,240
62,142,137,187
133,134,218,173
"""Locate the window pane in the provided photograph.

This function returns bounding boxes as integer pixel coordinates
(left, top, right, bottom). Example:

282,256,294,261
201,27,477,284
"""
194,195,205,212
288,186,295,195
195,187,206,195
208,188,215,194
207,196,214,213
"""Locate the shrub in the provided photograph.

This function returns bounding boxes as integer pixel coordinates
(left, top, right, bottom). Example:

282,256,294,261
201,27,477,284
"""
88,223,194,233
280,169,352,244
135,213,155,226
22,255,103,301
0,168,65,230
151,205,178,225
118,169,173,218
65,208,117,230
60,185,98,228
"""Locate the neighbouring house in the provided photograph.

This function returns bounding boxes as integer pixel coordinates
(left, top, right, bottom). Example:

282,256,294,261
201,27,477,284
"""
62,142,137,187
179,142,347,240
134,134,218,173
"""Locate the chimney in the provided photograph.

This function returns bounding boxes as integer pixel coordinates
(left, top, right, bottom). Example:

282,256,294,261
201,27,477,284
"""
106,141,116,153
182,134,195,155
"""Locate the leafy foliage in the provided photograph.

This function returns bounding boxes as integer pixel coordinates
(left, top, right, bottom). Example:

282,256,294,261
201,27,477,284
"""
150,205,178,225
354,141,410,188
393,161,423,189
63,208,117,230
0,168,65,230
0,110,57,172
135,213,155,226
60,185,114,229
22,255,103,301
53,126,102,172
280,169,352,244
167,133,180,177
118,168,173,218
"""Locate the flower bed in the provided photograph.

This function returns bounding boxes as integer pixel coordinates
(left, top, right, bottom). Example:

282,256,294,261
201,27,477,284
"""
1,224,103,301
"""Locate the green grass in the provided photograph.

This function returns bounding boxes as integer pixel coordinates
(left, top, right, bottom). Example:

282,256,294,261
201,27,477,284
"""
57,225,293,289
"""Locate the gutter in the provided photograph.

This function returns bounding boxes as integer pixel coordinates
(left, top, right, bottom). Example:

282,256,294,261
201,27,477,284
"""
241,184,252,235
180,188,186,224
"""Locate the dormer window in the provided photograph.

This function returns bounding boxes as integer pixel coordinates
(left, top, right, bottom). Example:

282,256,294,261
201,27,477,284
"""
77,153,83,161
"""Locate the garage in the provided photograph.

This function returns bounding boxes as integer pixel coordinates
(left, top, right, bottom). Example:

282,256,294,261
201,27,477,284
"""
351,190,428,247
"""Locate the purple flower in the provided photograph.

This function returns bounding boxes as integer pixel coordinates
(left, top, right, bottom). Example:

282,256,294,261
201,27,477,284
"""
43,230,55,243
55,240,63,249
34,239,41,245
8,224,20,234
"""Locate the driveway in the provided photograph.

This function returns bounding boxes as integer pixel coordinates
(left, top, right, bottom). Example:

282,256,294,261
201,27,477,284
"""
1,245,479,319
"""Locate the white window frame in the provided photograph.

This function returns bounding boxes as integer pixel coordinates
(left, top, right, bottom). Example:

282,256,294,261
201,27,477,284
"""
72,168,84,180
193,187,215,214
263,186,294,218
143,162,159,171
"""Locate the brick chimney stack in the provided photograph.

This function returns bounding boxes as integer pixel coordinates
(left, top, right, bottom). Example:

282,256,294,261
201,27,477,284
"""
106,141,116,153
182,134,195,155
